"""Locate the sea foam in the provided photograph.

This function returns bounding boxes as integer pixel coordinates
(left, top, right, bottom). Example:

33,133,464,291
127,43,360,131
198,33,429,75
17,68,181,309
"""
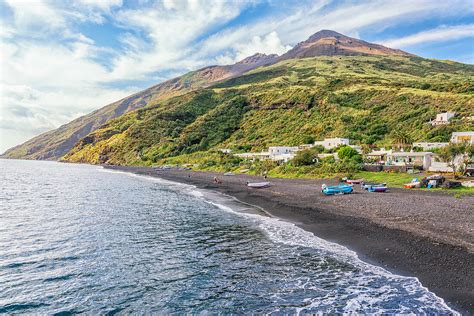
102,167,459,314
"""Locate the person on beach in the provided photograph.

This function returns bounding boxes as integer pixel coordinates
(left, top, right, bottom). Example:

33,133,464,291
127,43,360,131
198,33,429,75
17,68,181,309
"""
214,177,222,184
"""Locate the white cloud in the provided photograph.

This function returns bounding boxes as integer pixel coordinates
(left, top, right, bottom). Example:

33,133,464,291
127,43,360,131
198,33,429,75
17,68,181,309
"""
107,0,253,80
234,31,291,62
3,0,67,34
76,0,123,11
380,24,474,48
2,0,474,153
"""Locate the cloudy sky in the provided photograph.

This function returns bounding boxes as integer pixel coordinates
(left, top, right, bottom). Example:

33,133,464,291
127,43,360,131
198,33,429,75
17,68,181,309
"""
1,0,473,153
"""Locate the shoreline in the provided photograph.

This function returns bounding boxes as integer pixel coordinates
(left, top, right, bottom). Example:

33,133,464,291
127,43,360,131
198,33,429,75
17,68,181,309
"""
107,165,473,314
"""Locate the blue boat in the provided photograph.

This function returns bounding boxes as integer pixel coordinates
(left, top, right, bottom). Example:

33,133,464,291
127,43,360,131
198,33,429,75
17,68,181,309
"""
322,184,353,195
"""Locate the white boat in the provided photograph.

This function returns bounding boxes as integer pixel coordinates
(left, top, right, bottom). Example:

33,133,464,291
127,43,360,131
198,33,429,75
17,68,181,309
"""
224,172,235,176
247,182,271,188
462,180,474,188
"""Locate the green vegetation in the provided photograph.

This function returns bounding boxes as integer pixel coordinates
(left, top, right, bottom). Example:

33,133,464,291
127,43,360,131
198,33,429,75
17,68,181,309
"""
293,149,318,166
337,146,361,161
437,143,474,178
61,56,473,176
354,171,416,187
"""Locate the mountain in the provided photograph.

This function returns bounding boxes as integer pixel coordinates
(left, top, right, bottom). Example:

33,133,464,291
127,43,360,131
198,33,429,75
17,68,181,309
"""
2,53,277,160
62,55,473,166
278,30,412,60
4,30,472,162
193,53,278,83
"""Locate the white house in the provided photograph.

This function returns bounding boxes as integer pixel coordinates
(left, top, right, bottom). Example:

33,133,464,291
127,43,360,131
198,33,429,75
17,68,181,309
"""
386,151,436,170
314,138,350,149
235,152,270,160
366,149,392,163
431,112,455,126
314,138,362,153
235,146,301,163
451,131,474,144
298,144,315,150
268,146,300,162
412,142,449,150
268,146,299,156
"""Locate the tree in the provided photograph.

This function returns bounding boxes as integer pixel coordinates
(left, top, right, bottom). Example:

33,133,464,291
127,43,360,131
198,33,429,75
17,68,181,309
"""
337,146,361,161
391,131,413,150
293,149,317,166
437,143,465,179
459,144,474,175
301,135,315,144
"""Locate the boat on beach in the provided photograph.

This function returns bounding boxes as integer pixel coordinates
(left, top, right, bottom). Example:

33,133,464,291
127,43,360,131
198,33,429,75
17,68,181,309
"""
247,182,271,188
367,185,388,193
404,178,421,188
322,184,353,195
361,182,387,190
344,178,364,184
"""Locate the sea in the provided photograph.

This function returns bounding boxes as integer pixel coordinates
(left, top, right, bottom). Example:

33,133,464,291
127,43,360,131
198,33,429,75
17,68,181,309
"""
0,159,458,314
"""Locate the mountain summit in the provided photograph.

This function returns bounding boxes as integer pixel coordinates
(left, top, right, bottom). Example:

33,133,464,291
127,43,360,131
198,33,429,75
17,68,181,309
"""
279,30,412,60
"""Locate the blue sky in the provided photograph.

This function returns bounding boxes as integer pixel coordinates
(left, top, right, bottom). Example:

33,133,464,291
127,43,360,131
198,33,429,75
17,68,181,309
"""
1,0,473,153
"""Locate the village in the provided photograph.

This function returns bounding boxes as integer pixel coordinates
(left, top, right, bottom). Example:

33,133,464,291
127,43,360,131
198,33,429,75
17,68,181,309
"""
223,112,474,178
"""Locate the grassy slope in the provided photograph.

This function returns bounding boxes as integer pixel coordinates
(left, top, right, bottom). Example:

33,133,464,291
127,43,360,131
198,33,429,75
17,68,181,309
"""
63,55,474,167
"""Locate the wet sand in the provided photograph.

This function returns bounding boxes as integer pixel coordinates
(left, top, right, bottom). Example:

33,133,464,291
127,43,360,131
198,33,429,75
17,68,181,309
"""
107,166,474,314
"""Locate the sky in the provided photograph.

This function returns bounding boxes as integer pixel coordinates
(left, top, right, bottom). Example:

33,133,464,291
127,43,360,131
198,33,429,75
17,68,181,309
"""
1,0,473,153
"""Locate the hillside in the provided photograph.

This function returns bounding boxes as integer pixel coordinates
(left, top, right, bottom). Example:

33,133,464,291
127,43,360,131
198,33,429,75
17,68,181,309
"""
4,30,472,163
2,53,277,160
62,55,474,166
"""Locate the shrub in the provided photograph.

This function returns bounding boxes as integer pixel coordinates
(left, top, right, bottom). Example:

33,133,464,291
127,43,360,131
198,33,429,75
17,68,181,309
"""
337,146,360,160
293,149,317,166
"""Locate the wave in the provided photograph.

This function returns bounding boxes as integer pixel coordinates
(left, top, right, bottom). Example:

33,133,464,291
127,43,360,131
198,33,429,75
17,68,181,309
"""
100,167,459,314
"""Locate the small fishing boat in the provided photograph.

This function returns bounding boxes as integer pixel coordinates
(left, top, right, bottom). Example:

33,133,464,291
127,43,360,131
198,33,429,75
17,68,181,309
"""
461,180,474,188
404,178,421,189
224,172,235,176
361,182,386,190
344,179,364,184
367,185,388,193
404,181,420,188
247,182,271,188
322,184,353,195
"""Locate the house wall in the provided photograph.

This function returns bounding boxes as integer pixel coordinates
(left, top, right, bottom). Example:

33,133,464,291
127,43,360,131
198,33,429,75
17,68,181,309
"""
451,132,474,144
432,112,455,126
314,138,350,149
412,142,448,150
387,153,434,170
268,147,299,157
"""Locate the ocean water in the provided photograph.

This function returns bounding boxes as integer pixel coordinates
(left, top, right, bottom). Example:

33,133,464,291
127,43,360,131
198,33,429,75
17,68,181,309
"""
0,159,458,314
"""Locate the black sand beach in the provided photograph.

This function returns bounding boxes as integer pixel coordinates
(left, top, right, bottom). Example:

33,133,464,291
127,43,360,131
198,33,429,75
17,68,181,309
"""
107,166,474,314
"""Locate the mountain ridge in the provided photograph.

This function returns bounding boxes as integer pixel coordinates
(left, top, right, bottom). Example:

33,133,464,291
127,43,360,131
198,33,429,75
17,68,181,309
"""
1,52,279,159
1,30,445,160
61,54,473,166
278,30,412,60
